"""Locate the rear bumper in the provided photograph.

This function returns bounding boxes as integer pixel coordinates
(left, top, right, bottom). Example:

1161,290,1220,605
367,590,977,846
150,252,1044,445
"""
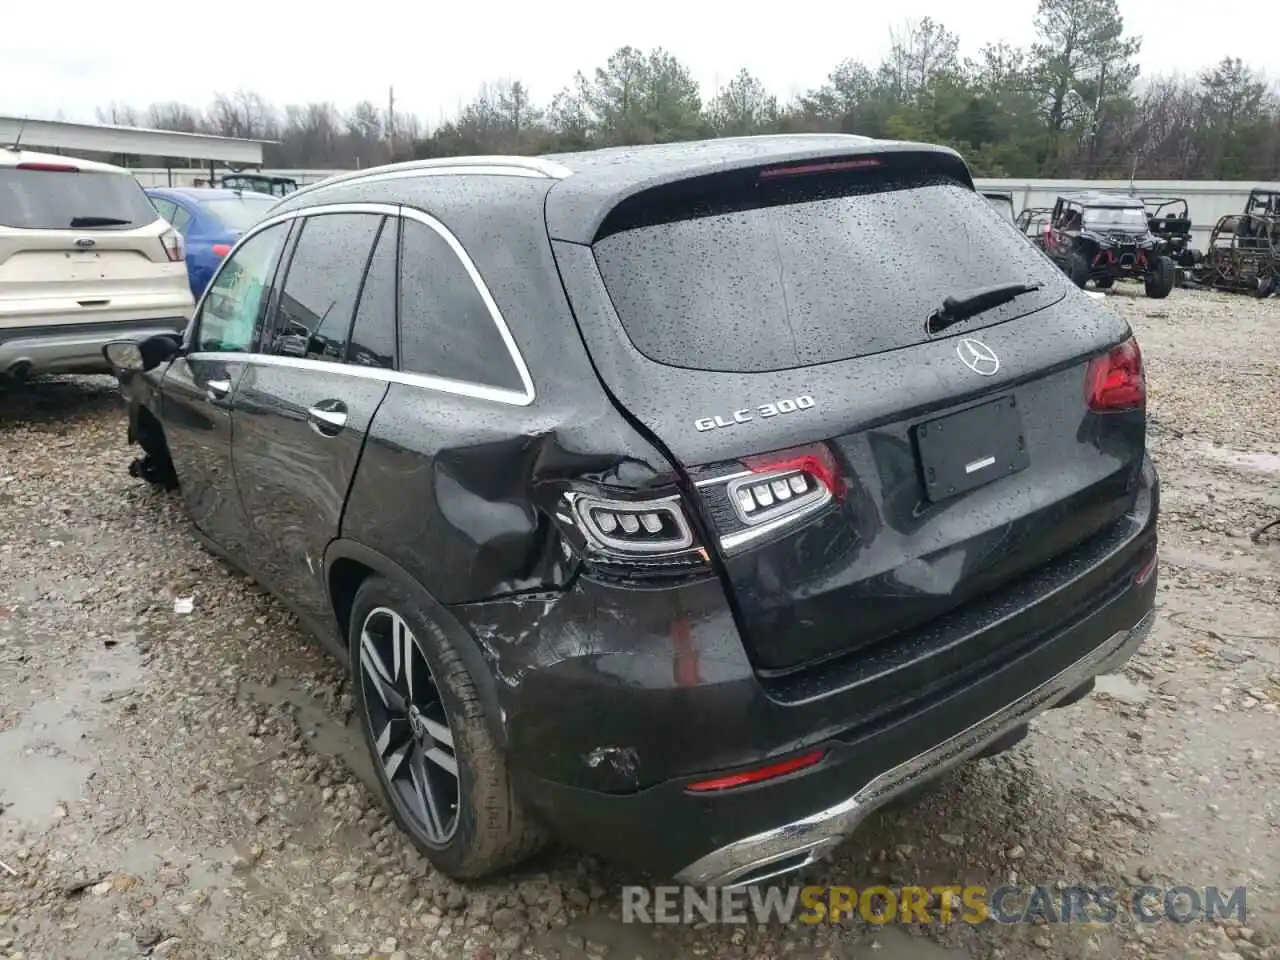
511,566,1155,884
0,317,188,377
461,458,1159,883
677,610,1152,886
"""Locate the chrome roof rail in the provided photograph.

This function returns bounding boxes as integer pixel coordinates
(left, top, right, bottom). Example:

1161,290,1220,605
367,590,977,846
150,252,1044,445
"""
285,155,572,204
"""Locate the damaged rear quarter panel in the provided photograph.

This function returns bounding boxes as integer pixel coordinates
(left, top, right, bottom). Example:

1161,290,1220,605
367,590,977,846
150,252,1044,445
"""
451,574,760,794
339,175,680,605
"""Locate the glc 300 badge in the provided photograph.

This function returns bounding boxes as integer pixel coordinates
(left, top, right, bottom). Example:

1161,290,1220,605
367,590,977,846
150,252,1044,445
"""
694,395,815,432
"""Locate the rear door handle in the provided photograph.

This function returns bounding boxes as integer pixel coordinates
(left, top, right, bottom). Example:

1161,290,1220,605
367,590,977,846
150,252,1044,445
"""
307,401,348,435
206,378,232,400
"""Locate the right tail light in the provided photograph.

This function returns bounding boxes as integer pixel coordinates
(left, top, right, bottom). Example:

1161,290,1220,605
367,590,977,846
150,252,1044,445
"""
1085,338,1145,412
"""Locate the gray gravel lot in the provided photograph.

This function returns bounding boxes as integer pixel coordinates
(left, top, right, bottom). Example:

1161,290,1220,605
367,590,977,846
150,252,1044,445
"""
1,285,1278,960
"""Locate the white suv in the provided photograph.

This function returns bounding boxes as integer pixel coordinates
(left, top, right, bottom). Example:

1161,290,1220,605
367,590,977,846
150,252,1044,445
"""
0,149,195,381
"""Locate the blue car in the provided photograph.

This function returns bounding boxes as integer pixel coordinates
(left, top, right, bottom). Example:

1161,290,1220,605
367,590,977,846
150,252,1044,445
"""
144,187,279,299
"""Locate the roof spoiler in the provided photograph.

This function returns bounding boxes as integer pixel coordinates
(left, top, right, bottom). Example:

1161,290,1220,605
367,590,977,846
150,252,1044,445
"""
592,146,975,242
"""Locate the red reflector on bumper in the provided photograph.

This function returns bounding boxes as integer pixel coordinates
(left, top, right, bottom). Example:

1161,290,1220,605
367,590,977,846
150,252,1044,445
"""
1135,548,1158,585
685,749,825,793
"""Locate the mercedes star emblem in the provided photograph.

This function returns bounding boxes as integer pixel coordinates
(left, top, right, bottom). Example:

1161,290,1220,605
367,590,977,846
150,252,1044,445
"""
956,338,1000,376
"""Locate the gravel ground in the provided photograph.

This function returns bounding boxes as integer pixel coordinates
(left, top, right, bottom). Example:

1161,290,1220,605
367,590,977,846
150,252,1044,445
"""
1,285,1278,960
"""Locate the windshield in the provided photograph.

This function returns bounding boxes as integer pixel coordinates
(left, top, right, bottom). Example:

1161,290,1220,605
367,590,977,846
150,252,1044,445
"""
594,176,1064,374
1084,206,1148,230
203,196,277,231
0,168,160,230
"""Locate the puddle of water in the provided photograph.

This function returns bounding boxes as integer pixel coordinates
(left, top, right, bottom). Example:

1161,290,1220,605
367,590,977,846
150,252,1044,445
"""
1092,673,1149,705
1190,441,1280,478
111,834,233,890
534,913,971,959
239,678,373,789
0,639,145,828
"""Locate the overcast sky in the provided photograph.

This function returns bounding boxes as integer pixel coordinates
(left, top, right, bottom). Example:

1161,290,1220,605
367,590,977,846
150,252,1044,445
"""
1,0,1270,127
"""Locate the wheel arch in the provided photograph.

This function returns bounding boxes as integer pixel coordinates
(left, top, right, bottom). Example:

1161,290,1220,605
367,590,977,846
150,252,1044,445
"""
324,539,511,749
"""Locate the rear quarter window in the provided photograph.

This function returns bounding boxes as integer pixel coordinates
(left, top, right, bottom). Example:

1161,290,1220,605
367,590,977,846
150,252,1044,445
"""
592,173,1064,374
204,197,277,232
397,217,527,395
0,168,160,230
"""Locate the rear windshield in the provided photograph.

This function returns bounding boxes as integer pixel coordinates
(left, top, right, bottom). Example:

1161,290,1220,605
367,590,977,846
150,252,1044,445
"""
204,196,277,231
1084,206,1148,230
0,167,161,230
984,194,1015,221
593,174,1063,374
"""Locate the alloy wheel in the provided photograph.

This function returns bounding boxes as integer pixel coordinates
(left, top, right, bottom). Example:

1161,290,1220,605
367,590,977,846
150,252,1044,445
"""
357,606,459,845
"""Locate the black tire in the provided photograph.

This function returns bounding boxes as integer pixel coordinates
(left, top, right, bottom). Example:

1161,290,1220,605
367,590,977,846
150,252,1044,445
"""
1144,256,1176,299
129,414,178,489
1093,277,1115,290
348,575,546,880
1069,252,1091,288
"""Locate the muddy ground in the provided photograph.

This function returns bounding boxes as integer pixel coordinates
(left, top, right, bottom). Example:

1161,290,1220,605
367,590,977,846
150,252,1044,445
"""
1,285,1278,960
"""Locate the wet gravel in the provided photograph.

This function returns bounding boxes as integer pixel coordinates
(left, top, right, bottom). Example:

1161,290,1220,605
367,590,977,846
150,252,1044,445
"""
1,284,1278,960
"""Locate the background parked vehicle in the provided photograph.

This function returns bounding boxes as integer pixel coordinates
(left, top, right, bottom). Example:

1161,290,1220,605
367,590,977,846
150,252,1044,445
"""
1015,207,1053,250
1142,197,1201,276
145,187,278,299
104,138,1158,888
219,173,298,197
1193,211,1278,297
1244,187,1280,218
1042,192,1175,298
0,149,193,383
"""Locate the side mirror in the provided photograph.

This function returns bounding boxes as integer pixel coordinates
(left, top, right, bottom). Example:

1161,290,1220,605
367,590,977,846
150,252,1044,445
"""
102,334,181,374
103,340,145,373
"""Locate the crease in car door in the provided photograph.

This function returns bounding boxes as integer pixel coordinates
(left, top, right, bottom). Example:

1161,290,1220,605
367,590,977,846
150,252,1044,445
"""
229,212,393,631
159,219,292,556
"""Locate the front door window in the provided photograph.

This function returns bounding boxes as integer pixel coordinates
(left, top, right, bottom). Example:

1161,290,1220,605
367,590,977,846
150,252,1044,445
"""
194,223,289,353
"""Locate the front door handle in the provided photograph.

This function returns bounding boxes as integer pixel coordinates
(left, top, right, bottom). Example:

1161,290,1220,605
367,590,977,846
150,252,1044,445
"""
206,378,232,401
307,401,348,435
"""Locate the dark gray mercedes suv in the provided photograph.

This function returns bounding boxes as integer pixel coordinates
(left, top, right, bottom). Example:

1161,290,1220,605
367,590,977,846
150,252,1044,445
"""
105,135,1158,888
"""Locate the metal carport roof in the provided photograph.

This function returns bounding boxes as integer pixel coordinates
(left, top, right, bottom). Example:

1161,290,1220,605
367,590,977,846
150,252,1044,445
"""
0,116,272,166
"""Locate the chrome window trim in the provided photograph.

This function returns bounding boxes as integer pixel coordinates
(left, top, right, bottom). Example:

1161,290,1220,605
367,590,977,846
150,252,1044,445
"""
185,351,532,406
187,201,536,407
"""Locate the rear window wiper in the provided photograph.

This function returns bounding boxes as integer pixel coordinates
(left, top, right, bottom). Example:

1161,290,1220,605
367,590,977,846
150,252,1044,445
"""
69,216,132,227
927,281,1043,335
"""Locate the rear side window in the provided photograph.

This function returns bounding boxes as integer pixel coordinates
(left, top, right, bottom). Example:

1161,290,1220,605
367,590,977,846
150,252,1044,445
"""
592,172,1063,374
0,168,160,230
203,197,276,232
149,197,179,222
269,213,382,363
398,217,524,393
347,219,397,370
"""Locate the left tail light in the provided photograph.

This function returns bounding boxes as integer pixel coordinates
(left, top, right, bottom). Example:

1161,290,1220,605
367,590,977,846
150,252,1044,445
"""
212,243,233,258
551,488,709,579
161,228,185,263
692,442,845,554
570,494,694,554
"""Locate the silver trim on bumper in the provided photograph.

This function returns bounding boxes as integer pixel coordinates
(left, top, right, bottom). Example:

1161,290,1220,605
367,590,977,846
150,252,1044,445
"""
674,610,1156,888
